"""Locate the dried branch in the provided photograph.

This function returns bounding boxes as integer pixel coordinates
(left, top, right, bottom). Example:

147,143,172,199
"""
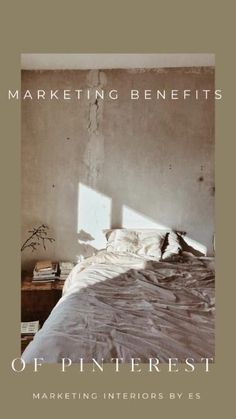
21,224,55,252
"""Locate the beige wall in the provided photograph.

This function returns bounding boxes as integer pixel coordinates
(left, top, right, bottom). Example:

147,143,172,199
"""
21,68,215,269
21,53,215,70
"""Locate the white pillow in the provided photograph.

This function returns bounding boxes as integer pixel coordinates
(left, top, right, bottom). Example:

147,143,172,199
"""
137,230,166,260
104,229,168,260
106,229,139,253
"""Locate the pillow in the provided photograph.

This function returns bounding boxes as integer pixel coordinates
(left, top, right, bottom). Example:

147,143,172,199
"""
105,229,139,254
137,230,167,260
104,229,168,260
161,231,182,260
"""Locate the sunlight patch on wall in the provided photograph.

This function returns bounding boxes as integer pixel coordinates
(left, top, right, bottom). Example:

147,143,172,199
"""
122,205,207,255
78,183,111,250
183,236,207,256
122,205,170,230
77,187,208,256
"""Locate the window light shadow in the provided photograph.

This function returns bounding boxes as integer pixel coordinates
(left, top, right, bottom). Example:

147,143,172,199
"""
122,205,170,230
78,183,112,251
77,183,207,258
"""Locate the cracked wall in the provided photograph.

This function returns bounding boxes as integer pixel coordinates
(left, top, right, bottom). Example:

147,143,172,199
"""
83,70,106,188
21,68,214,268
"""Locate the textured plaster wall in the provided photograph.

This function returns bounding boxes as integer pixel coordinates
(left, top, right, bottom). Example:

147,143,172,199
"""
21,68,214,269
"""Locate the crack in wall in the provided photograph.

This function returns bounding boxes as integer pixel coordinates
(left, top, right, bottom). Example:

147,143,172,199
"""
83,70,107,188
87,70,106,135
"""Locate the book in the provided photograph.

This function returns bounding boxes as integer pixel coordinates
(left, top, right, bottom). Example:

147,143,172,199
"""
60,262,74,270
35,260,53,271
59,261,75,280
21,321,39,335
33,262,59,281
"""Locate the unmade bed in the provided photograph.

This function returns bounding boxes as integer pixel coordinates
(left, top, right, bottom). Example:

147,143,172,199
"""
22,247,215,364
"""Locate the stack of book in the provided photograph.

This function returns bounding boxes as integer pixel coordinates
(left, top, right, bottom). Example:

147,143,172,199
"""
33,260,59,283
59,261,74,281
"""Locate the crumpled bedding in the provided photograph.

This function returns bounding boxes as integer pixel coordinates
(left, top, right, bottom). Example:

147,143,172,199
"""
22,251,215,363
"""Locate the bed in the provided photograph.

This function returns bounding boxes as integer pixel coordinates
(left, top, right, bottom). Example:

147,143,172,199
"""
22,230,215,364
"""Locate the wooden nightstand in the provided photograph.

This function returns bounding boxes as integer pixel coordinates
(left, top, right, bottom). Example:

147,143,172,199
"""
21,276,64,352
21,275,64,329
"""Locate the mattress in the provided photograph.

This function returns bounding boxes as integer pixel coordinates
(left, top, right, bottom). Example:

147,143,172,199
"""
22,250,215,363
